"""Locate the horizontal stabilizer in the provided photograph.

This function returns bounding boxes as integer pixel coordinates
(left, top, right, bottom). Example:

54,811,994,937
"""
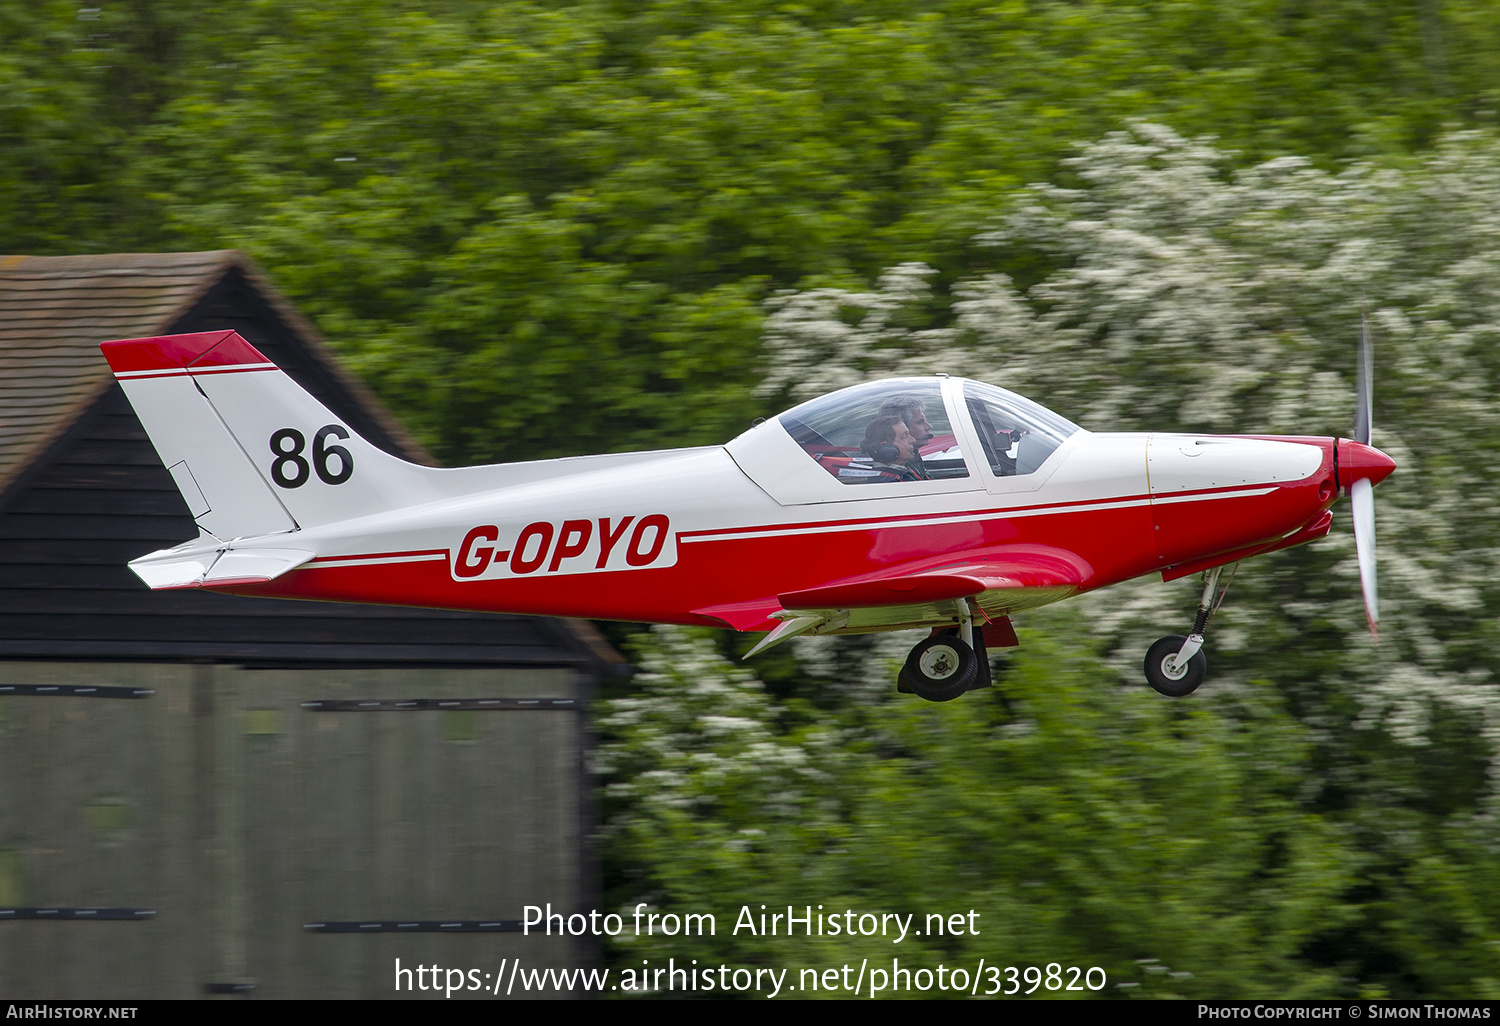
128,549,217,590
129,544,313,590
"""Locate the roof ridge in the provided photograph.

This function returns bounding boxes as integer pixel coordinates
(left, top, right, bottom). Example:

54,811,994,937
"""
0,250,238,269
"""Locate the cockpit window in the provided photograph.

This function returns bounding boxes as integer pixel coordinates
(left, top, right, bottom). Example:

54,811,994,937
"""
963,381,1079,476
779,380,968,485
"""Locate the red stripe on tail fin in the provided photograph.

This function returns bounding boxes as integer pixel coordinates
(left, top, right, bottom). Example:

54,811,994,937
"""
100,331,270,375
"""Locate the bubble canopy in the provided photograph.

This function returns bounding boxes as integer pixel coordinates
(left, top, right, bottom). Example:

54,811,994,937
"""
781,377,1077,481
960,379,1081,478
727,376,1081,505
779,379,966,484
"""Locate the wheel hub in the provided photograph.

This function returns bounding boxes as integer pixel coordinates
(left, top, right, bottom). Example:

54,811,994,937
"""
918,645,960,680
1159,654,1189,681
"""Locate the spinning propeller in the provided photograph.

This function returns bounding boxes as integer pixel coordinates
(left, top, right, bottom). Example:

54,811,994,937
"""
1347,313,1388,639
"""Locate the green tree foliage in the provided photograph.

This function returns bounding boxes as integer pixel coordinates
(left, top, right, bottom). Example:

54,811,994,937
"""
9,0,1500,460
0,0,227,249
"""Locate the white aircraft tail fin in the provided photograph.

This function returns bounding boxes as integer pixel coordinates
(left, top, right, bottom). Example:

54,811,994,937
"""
101,330,436,540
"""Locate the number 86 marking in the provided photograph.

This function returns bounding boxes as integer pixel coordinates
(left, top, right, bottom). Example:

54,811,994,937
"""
270,425,354,488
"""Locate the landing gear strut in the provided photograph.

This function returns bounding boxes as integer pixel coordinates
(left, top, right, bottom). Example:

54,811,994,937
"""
1144,563,1236,697
899,601,992,702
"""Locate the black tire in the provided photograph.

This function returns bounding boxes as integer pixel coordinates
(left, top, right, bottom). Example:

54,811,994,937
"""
1144,635,1206,697
900,635,979,702
927,626,993,691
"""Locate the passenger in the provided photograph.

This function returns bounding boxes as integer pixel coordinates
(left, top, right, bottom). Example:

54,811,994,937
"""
860,415,922,483
878,395,934,480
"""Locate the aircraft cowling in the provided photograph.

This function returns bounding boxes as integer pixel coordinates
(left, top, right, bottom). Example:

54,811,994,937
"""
1147,434,1332,566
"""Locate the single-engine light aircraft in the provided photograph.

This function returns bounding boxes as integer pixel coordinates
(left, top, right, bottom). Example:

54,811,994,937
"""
100,328,1394,701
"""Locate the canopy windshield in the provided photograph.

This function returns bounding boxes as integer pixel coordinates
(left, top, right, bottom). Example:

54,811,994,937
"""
778,379,968,486
962,380,1080,476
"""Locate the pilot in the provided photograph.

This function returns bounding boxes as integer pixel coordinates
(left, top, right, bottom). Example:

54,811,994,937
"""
860,415,923,483
878,395,934,480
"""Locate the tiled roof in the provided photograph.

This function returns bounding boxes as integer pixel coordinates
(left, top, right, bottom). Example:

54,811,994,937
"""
0,251,240,485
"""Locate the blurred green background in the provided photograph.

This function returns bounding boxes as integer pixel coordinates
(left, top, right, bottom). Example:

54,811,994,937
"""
7,0,1500,997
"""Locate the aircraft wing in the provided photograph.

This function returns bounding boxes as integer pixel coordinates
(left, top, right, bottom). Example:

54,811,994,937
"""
778,549,1084,609
735,546,1088,655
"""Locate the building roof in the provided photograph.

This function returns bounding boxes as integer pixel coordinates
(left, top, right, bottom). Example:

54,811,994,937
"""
0,251,431,495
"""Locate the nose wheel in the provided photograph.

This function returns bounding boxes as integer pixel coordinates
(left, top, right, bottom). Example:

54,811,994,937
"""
1145,563,1235,697
1144,635,1207,696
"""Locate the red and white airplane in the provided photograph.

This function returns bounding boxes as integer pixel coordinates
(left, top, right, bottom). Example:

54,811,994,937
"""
100,328,1394,701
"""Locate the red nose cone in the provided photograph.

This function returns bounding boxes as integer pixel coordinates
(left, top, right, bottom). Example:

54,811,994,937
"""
1337,439,1396,489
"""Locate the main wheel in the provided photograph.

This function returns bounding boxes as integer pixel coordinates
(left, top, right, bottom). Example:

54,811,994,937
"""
1144,635,1206,697
899,635,979,702
927,626,993,689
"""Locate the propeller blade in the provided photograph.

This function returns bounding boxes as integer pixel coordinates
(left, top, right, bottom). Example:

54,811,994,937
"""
1351,477,1378,638
1355,313,1373,445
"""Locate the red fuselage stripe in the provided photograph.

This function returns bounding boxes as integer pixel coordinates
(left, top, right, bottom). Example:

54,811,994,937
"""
232,473,1334,630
